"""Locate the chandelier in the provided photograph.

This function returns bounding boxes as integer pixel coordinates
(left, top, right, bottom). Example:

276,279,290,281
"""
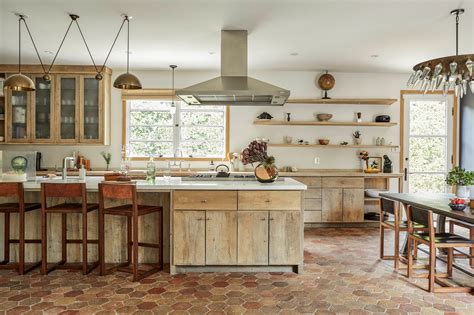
407,9,473,98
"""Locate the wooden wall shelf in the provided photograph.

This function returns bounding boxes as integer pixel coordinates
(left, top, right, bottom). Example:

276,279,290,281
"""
286,98,397,105
268,144,398,149
254,120,397,127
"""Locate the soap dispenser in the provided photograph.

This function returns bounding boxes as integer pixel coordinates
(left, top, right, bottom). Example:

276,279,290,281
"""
79,164,86,180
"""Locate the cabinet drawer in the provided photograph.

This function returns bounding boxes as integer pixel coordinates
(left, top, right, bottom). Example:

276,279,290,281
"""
322,177,364,188
304,210,322,223
238,191,301,211
305,188,321,198
304,198,322,210
173,191,237,210
293,177,321,188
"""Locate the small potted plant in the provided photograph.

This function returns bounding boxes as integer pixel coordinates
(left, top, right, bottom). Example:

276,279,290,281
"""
353,130,362,145
445,166,474,198
100,151,112,171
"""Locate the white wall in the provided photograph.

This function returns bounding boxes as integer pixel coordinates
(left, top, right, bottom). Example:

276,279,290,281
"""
0,69,407,172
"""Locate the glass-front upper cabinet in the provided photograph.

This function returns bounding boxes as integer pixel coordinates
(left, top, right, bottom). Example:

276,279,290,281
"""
6,75,31,142
31,76,54,142
57,76,79,142
81,76,102,142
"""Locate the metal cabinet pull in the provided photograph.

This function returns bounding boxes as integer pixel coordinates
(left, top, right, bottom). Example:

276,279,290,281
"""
206,218,211,221
260,217,266,221
264,199,271,203
197,218,203,221
200,200,207,203
269,217,274,221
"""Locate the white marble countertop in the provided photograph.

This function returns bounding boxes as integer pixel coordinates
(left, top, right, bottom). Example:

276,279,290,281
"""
14,176,307,191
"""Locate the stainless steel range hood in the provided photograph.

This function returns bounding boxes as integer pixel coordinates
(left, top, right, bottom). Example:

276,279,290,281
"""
176,30,290,106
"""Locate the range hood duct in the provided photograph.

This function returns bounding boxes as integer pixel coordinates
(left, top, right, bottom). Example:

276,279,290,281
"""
176,30,290,106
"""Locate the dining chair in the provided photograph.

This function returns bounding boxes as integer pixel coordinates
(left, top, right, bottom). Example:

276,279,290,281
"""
448,219,474,268
406,205,474,293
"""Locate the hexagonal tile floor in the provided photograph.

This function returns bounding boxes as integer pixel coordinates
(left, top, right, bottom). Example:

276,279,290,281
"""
0,228,473,314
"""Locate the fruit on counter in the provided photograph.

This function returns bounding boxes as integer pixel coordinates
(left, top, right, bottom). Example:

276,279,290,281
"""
450,198,466,205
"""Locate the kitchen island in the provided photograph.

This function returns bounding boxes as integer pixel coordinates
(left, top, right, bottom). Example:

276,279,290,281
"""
0,177,307,274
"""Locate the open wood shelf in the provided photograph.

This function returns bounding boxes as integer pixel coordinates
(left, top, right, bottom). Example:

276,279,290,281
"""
254,120,397,127
268,143,398,149
286,98,397,105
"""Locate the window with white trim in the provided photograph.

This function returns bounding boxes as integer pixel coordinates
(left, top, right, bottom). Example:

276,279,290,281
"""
125,99,228,159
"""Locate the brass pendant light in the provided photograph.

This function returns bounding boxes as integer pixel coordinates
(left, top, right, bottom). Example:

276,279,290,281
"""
4,14,35,91
113,15,142,89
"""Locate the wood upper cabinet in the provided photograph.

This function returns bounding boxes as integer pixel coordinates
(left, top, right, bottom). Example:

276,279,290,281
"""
173,210,205,265
0,65,111,144
56,75,80,143
237,211,269,265
322,188,343,221
206,211,237,265
31,76,54,143
269,211,301,265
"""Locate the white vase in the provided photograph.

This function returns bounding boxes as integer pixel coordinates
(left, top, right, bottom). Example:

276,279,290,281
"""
455,185,470,198
354,138,362,145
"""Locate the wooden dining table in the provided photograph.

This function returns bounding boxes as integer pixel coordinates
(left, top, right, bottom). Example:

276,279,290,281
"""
380,192,474,276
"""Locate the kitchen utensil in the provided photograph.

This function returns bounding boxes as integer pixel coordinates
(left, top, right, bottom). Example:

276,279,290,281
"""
316,113,333,121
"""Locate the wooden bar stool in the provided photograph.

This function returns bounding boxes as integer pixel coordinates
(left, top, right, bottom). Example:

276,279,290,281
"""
406,205,474,293
448,220,474,268
0,183,41,275
41,183,99,275
379,198,427,270
98,182,163,282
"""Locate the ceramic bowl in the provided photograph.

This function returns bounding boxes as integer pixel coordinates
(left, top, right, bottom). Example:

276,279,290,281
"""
318,139,330,145
316,113,333,121
448,203,467,211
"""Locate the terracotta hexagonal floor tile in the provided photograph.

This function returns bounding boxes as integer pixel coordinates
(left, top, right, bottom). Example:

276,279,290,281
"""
171,302,192,310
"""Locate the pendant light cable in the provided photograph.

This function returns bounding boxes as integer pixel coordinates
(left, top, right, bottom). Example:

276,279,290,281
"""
455,11,459,56
98,17,127,75
18,16,21,73
73,17,100,74
21,16,47,74
46,18,74,74
126,17,130,73
170,65,177,105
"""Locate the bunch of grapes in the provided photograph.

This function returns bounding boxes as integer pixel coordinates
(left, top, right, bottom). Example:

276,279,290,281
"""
241,140,269,165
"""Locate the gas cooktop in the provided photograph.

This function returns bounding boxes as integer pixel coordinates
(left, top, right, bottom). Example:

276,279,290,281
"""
182,174,283,181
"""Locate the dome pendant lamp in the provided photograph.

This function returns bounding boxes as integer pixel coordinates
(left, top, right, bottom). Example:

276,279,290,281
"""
113,15,142,90
4,14,35,91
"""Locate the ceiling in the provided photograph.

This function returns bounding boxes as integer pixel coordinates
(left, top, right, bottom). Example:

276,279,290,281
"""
0,0,473,73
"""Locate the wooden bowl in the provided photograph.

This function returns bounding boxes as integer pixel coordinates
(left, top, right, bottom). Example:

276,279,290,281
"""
316,113,333,121
318,139,330,145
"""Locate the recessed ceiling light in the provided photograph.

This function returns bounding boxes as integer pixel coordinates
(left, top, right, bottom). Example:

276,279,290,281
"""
208,51,216,55
44,50,54,55
371,54,379,58
290,52,299,56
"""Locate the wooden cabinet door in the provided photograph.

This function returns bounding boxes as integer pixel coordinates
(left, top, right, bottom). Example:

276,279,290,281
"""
31,76,54,143
6,88,31,143
238,211,268,265
269,211,301,265
206,211,237,265
80,76,103,143
173,211,205,265
322,188,343,222
343,189,365,222
57,75,80,143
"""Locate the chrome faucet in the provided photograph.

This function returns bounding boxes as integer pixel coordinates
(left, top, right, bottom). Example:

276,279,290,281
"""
169,148,183,171
62,157,75,180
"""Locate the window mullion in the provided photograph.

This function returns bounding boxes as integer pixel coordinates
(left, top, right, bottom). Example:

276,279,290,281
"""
173,103,181,153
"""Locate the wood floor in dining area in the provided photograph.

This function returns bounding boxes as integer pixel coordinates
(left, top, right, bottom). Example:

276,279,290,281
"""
0,228,473,315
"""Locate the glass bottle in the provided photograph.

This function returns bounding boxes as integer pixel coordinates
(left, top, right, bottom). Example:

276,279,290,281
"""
146,157,156,184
